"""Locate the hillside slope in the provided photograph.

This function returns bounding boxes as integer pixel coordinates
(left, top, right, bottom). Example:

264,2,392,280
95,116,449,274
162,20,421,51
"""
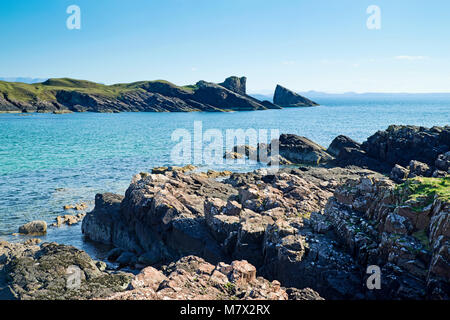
0,77,282,113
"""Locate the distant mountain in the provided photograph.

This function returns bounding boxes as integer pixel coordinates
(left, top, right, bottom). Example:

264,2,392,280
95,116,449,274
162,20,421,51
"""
0,77,48,84
250,91,450,103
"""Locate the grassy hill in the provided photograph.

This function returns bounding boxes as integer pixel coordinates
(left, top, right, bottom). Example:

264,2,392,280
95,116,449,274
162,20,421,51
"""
0,78,197,103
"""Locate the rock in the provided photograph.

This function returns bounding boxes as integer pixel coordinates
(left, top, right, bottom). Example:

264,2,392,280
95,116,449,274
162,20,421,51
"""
23,238,41,246
219,76,247,96
101,256,319,300
63,203,88,211
433,170,448,178
52,213,86,227
116,252,136,267
205,169,233,178
232,145,258,160
286,287,325,300
277,134,333,164
273,85,318,107
107,248,124,262
390,164,410,183
362,125,450,168
0,242,133,300
152,166,169,174
324,175,450,299
329,146,389,172
18,221,47,235
267,155,292,166
224,151,244,159
408,160,432,178
82,193,122,245
82,161,447,300
435,152,450,172
384,213,413,234
327,135,361,157
229,260,256,285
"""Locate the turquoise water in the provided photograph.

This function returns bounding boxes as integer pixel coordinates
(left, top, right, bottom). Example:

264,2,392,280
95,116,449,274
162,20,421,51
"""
0,98,449,257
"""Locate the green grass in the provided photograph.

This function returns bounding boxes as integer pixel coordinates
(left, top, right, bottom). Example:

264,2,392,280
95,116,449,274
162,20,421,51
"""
0,78,198,103
396,176,450,210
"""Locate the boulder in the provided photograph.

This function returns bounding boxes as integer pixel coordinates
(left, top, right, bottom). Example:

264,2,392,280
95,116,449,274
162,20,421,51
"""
277,134,333,164
81,193,124,245
390,164,410,183
408,160,432,178
18,221,47,235
273,85,318,107
435,151,450,172
327,135,361,157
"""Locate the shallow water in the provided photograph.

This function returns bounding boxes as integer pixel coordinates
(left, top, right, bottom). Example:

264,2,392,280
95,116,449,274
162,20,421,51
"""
0,97,449,258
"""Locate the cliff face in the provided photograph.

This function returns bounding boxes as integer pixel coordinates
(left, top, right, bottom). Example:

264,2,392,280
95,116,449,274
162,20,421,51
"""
0,76,284,113
273,85,319,107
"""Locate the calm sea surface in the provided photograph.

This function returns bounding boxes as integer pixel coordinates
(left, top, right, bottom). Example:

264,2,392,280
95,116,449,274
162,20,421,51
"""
0,97,449,259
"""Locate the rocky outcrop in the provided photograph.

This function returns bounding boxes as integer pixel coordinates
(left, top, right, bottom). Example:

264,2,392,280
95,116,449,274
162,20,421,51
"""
101,255,323,300
362,125,450,168
82,166,397,299
273,85,318,107
0,241,133,300
278,134,333,164
219,76,247,96
327,135,362,157
329,126,450,176
224,134,333,166
324,176,450,299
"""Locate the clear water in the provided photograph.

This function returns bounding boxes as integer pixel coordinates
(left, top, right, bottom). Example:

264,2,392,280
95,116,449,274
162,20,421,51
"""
0,98,449,258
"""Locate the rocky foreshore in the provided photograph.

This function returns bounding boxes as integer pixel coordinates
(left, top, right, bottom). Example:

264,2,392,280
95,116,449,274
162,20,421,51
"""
1,125,449,300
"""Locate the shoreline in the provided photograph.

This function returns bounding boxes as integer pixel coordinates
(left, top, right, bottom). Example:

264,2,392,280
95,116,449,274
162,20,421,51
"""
1,124,448,300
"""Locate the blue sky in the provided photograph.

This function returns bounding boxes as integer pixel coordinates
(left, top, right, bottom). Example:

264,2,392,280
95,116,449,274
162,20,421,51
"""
1,0,449,93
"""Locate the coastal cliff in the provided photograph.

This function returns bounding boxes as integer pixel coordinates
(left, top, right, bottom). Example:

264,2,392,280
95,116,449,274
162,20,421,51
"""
0,76,314,113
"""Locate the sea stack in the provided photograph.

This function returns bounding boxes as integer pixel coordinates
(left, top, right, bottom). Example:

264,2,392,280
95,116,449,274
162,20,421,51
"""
273,85,319,107
219,76,247,96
